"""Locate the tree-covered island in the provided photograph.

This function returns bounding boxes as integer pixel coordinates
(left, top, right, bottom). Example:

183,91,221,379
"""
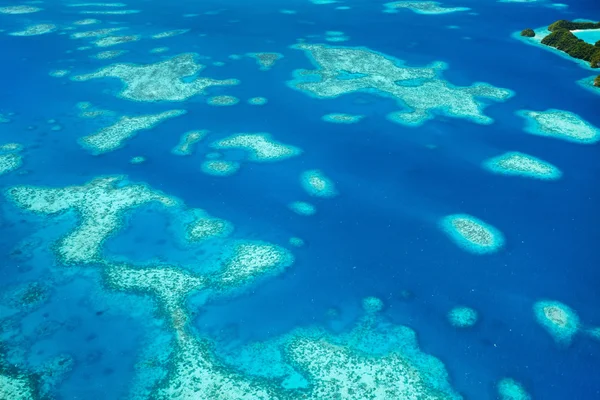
522,20,600,87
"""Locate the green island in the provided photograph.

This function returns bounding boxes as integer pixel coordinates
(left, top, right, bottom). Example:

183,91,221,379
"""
521,20,600,86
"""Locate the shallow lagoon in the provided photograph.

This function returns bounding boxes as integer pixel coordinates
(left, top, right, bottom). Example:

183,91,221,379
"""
572,28,600,44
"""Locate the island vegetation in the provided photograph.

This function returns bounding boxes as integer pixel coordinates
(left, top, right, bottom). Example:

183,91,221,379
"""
526,19,600,87
521,28,535,37
548,20,600,31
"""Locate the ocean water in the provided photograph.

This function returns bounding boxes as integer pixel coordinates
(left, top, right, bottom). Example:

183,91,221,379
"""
0,0,599,399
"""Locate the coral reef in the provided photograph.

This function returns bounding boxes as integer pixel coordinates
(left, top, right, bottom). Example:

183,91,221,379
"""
80,110,186,154
73,54,239,102
440,214,505,254
289,43,512,127
533,300,580,345
6,176,176,265
211,133,301,162
483,151,562,180
300,169,338,198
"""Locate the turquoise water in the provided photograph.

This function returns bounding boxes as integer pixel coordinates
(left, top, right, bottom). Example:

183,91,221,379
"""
0,0,599,399
573,28,600,44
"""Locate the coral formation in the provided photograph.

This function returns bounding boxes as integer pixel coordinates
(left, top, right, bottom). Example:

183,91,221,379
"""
289,201,316,216
248,97,268,105
92,49,129,59
448,306,478,327
213,241,295,288
247,52,284,71
0,6,42,14
322,113,364,123
207,95,240,106
362,296,384,313
497,378,531,400
0,153,22,176
49,70,70,77
151,29,190,39
440,214,505,254
483,151,562,180
289,237,305,247
0,373,36,400
201,160,240,176
73,54,239,102
93,35,140,47
130,156,146,164
383,1,470,14
211,133,301,162
289,44,512,127
78,9,140,14
186,211,233,242
518,109,600,144
105,264,206,318
6,176,176,265
300,169,338,198
9,24,57,36
80,110,186,154
172,130,208,155
533,300,580,345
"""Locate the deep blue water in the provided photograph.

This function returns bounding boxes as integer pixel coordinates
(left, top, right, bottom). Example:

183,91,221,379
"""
1,0,599,399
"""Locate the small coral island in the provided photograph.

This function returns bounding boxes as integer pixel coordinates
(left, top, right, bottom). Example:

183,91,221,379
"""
521,20,600,87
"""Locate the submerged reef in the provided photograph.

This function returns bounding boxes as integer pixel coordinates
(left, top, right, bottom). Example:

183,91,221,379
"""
362,296,384,313
207,95,240,106
221,313,463,399
130,156,146,164
289,43,512,127
70,27,125,39
483,151,562,180
5,176,176,265
248,97,268,105
300,169,338,198
533,300,580,345
172,130,208,155
0,372,36,400
289,201,317,216
201,160,240,176
0,6,42,14
0,142,24,175
518,109,600,144
105,264,206,320
80,110,186,154
212,241,295,288
321,113,364,123
497,378,531,400
73,53,239,102
586,327,600,341
247,52,284,71
289,237,305,247
383,1,470,14
448,306,478,327
78,9,140,14
92,49,129,60
440,214,505,254
211,133,302,162
93,35,140,47
121,262,462,400
151,29,190,39
185,211,233,242
9,24,57,36
0,153,23,176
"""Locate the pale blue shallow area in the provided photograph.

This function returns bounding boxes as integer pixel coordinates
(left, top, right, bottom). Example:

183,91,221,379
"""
573,28,600,44
0,0,599,399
